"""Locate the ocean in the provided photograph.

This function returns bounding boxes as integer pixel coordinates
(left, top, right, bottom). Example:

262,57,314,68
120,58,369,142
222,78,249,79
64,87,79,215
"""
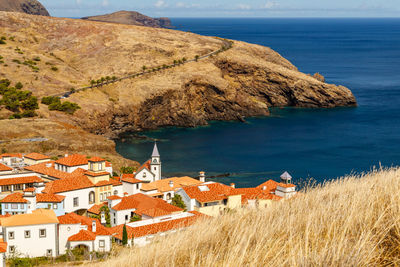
115,18,400,188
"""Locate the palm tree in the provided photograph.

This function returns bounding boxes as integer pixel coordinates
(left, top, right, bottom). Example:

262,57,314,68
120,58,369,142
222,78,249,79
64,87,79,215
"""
195,55,200,62
90,80,96,88
182,57,187,63
111,76,117,81
173,60,177,66
142,65,147,72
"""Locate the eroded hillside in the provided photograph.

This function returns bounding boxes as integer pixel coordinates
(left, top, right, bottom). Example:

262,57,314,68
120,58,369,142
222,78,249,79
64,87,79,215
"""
0,12,356,138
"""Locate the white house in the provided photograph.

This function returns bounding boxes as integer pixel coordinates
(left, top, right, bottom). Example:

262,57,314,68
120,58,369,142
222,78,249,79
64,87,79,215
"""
140,176,203,203
108,193,183,227
120,174,142,195
58,213,112,254
23,153,51,166
0,209,59,258
110,211,205,247
0,164,12,176
0,154,23,168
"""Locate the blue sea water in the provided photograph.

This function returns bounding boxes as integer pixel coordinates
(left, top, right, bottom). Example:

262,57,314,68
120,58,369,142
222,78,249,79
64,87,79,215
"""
115,18,400,188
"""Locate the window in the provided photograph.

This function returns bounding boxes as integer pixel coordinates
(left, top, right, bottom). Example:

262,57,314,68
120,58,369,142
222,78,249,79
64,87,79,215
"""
11,204,18,209
99,240,105,248
9,246,15,253
108,192,111,197
154,167,156,171
143,173,146,178
136,184,139,190
39,229,46,238
113,218,116,224
14,184,23,191
8,231,14,239
47,249,52,256
25,230,30,238
89,192,95,204
4,204,8,209
20,204,24,209
73,197,79,207
100,193,103,201
125,215,128,221
67,227,71,231
166,193,172,200
53,203,58,209
47,204,51,209
113,190,118,195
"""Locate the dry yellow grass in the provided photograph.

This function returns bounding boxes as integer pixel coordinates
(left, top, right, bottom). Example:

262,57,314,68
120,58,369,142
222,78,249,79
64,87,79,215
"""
88,168,400,266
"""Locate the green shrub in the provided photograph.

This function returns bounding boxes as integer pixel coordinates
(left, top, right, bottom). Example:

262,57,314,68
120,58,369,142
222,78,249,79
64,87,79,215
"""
12,59,21,64
15,82,23,89
41,96,60,105
51,66,58,71
0,40,5,45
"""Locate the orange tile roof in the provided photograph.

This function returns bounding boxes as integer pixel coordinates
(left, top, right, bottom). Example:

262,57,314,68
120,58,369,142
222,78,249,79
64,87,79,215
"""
23,187,35,192
1,209,58,227
68,230,96,241
137,160,151,173
0,176,42,186
111,193,183,217
256,180,280,192
109,178,122,186
88,157,105,162
55,154,88,167
1,192,27,203
105,161,112,167
88,202,107,215
232,187,282,204
107,195,121,200
277,182,296,188
141,177,202,193
111,211,206,239
121,174,142,184
0,241,7,253
0,153,22,159
0,163,12,172
25,161,77,180
43,175,94,194
36,193,65,203
24,153,50,161
58,213,111,236
182,183,240,203
85,171,110,177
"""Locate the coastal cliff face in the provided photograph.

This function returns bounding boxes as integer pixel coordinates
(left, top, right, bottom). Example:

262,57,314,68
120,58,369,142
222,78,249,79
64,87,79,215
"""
0,12,356,139
82,11,172,28
0,0,49,16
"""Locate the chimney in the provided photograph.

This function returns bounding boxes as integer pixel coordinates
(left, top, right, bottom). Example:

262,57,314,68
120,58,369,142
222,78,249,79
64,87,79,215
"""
169,180,174,188
46,162,52,168
262,186,267,191
199,171,206,183
64,154,68,158
230,183,235,188
92,220,96,233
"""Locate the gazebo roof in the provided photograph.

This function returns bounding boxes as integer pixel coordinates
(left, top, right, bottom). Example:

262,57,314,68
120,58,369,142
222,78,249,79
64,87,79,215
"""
280,171,292,180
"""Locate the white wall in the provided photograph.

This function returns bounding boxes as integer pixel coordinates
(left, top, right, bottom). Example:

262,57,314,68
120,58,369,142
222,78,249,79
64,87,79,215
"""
94,236,111,252
122,182,141,196
0,252,4,267
59,188,92,213
68,240,93,251
4,223,58,258
58,224,87,255
110,209,134,227
135,169,155,183
176,189,195,211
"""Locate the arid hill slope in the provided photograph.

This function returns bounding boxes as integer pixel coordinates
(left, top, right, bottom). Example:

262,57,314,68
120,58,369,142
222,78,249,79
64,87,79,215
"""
82,11,172,28
0,12,356,138
0,0,49,16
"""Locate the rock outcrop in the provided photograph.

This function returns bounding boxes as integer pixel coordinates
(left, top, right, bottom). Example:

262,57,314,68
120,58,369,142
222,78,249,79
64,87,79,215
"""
0,0,49,16
82,11,172,28
0,12,356,139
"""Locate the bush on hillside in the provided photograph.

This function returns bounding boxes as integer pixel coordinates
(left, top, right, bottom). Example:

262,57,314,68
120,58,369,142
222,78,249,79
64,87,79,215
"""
41,96,81,115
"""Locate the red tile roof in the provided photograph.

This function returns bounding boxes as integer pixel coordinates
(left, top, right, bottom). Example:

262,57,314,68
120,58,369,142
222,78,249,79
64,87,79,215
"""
0,241,7,253
43,175,94,194
0,163,12,172
277,182,296,188
0,176,42,186
112,193,182,217
23,187,35,192
68,230,96,241
0,153,22,159
24,153,50,161
107,195,121,200
88,157,105,162
232,187,282,204
137,160,151,173
58,213,111,236
85,171,110,177
87,202,107,215
36,193,65,203
256,180,280,192
182,183,240,203
111,211,206,240
105,161,112,167
25,161,76,180
1,192,27,203
55,154,88,167
121,174,142,184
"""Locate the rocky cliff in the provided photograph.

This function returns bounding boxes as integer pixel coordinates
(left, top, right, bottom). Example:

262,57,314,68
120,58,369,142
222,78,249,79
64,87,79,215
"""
0,0,49,16
0,12,356,140
82,11,172,28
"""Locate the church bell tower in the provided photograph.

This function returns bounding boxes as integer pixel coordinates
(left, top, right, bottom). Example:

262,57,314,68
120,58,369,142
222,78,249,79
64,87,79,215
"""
150,142,162,181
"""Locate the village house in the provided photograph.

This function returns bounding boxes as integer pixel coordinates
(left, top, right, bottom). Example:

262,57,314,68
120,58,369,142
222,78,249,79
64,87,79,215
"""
1,188,66,216
58,213,112,254
110,211,205,247
107,193,183,227
0,238,6,267
0,209,59,258
119,174,142,195
23,153,51,166
0,154,23,168
140,176,203,203
0,176,45,196
176,182,243,217
0,164,12,176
